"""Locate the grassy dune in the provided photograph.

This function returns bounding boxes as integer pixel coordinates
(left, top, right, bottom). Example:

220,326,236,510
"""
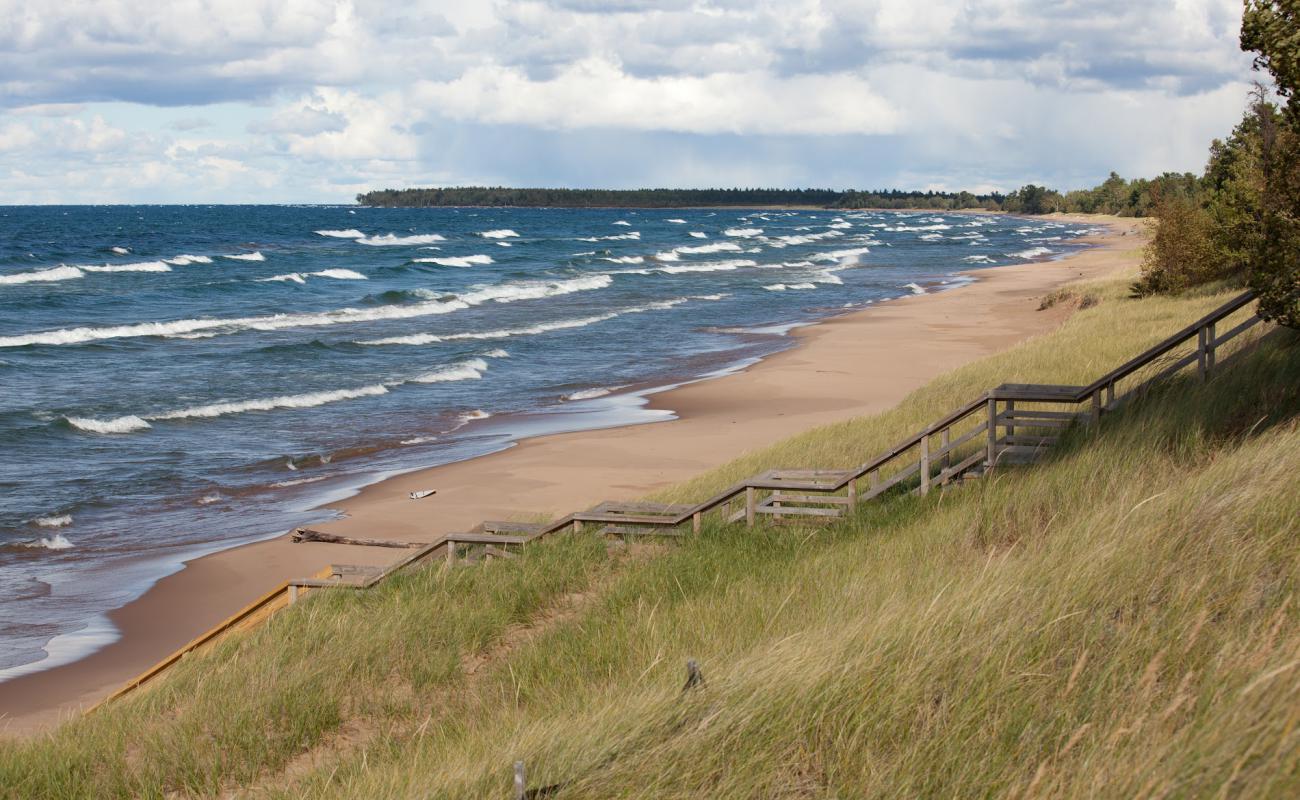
2,277,1297,798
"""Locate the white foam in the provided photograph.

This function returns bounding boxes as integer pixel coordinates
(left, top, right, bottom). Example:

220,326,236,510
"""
496,242,512,247
458,409,491,423
411,358,489,384
0,265,87,285
963,255,996,264
82,260,173,274
775,230,843,246
399,436,439,446
480,229,518,239
459,274,612,306
658,259,755,274
111,246,130,254
562,387,619,401
724,227,763,237
1009,247,1054,260
270,475,329,487
165,255,212,265
356,233,447,246
312,268,367,280
482,348,509,358
887,224,951,232
828,221,853,229
67,415,152,434
152,385,391,421
22,534,74,550
602,256,645,264
688,232,708,239
764,283,817,291
223,251,266,262
667,242,743,257
315,229,366,238
359,313,616,346
812,247,871,264
263,273,307,284
34,514,72,528
919,233,944,241
198,493,221,506
612,220,631,226
905,282,927,295
666,218,687,224
577,232,640,242
413,255,495,268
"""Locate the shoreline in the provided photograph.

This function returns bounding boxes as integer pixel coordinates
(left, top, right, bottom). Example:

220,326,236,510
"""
0,213,1144,735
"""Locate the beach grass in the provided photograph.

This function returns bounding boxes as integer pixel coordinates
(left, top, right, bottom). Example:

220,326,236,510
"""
2,276,1297,798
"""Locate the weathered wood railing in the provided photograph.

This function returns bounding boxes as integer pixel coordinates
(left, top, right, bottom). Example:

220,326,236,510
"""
89,290,1265,711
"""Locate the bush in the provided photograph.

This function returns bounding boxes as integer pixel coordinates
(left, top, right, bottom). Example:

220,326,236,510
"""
1132,194,1227,295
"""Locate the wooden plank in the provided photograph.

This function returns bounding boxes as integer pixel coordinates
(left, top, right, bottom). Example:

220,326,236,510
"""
445,532,532,545
931,422,988,459
757,494,851,506
590,501,695,515
754,505,844,517
598,525,685,537
572,512,685,525
1003,434,1057,447
1212,314,1260,348
481,521,545,534
938,449,986,485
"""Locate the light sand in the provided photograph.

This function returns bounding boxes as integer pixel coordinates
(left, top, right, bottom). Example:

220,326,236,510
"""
0,215,1145,734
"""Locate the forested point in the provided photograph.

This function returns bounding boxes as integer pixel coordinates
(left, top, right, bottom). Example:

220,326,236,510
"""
354,181,1187,215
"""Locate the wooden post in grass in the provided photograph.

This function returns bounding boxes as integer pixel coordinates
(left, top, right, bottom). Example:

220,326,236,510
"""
1106,380,1116,410
1091,390,1102,426
847,476,857,505
446,541,456,567
692,511,702,534
1198,326,1208,380
745,487,756,527
1201,322,1211,374
940,427,951,472
986,397,998,472
919,432,931,495
514,761,526,800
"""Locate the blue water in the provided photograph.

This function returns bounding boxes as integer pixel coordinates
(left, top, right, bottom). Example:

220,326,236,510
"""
0,205,1095,676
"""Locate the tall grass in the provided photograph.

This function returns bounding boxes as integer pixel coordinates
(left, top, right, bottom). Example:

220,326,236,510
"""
1,279,1296,798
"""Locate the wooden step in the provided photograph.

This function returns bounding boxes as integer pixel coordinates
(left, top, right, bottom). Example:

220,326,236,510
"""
760,494,852,506
754,505,844,518
481,520,545,535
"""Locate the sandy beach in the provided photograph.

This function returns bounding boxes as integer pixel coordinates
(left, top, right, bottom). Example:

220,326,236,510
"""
0,214,1145,734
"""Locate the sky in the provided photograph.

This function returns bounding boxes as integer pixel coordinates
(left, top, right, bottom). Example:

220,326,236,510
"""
0,0,1264,204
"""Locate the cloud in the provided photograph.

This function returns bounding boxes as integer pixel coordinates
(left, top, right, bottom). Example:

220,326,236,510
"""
0,0,1264,202
418,58,901,135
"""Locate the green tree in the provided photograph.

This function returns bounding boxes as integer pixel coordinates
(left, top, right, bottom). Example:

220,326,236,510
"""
1240,0,1300,327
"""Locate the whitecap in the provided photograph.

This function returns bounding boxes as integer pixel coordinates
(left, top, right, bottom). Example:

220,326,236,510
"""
688,232,708,239
668,242,742,256
811,247,871,264
657,259,755,274
270,475,329,487
82,260,173,274
576,232,640,242
262,273,307,284
0,265,86,285
165,255,212,265
562,387,620,401
905,282,927,295
724,227,763,237
602,256,645,264
666,219,687,224
764,283,817,291
356,233,447,246
21,534,74,550
480,229,518,239
315,229,366,238
413,255,495,268
359,313,616,346
111,246,130,255
66,415,152,434
1009,247,1054,260
153,385,391,421
198,493,221,505
963,255,996,264
34,514,72,528
496,242,512,247
411,358,488,384
612,220,631,226
482,348,509,358
312,268,367,280
223,251,266,262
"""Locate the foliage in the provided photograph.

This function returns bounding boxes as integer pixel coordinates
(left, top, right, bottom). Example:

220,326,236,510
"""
1132,193,1225,295
1241,0,1300,327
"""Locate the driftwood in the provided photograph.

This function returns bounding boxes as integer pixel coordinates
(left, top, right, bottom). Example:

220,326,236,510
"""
290,528,421,548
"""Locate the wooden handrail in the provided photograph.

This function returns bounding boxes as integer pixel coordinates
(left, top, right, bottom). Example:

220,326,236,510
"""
90,290,1263,710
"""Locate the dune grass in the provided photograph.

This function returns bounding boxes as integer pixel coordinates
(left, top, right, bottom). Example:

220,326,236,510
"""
1,277,1297,798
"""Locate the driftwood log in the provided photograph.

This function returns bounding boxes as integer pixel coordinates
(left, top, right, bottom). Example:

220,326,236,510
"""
290,528,421,548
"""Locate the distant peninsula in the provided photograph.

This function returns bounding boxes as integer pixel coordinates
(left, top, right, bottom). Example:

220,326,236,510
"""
354,186,1005,210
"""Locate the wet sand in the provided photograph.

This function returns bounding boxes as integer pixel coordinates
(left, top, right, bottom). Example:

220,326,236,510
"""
0,214,1145,734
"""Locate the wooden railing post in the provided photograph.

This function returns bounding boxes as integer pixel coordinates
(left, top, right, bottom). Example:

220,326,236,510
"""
1206,322,1217,373
1005,400,1015,439
745,486,756,527
940,427,951,471
288,584,299,605
986,397,998,471
919,432,931,495
1197,325,1208,380
869,468,880,490
692,511,702,534
446,541,456,566
847,477,857,505
1091,389,1102,425
1105,380,1116,410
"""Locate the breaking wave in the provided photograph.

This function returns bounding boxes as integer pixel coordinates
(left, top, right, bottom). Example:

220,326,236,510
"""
480,229,518,239
412,255,494,268
314,229,366,238
1009,247,1054,260
356,233,447,246
223,252,266,261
